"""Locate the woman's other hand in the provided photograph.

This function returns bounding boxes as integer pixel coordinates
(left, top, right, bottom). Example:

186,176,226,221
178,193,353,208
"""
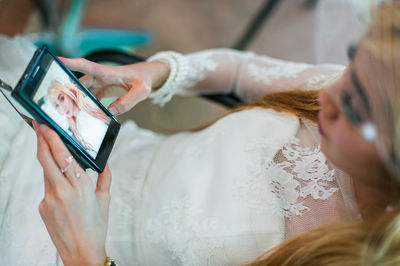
33,120,111,266
60,57,169,115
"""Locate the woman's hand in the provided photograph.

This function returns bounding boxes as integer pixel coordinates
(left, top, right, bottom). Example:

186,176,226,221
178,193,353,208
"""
33,120,111,266
60,57,169,115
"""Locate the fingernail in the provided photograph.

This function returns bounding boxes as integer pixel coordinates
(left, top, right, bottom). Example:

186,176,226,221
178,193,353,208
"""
32,120,39,131
40,124,47,133
108,106,118,116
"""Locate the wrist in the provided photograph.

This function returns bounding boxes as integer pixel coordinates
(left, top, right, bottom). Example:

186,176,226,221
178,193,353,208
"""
147,61,170,91
60,248,107,266
66,256,106,266
146,51,189,106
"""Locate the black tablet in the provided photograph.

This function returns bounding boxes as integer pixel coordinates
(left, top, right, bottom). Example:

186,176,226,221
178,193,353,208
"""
11,45,120,173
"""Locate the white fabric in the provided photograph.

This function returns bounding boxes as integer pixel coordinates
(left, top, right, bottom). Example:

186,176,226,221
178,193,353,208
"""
0,36,34,171
0,36,360,265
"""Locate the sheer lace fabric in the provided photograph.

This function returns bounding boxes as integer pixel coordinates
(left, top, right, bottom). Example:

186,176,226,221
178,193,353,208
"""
180,49,344,102
0,37,360,266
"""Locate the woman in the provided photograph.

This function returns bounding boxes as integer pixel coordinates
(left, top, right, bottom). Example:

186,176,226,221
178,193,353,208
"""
46,80,110,157
2,1,400,265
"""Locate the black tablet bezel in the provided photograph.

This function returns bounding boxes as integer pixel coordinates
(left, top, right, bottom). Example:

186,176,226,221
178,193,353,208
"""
12,45,120,173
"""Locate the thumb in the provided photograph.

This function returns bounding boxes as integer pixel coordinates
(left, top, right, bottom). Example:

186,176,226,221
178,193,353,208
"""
96,165,112,194
107,79,151,115
59,57,105,77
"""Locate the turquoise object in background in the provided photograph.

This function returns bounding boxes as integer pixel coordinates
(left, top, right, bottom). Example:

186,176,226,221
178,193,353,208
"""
31,0,151,57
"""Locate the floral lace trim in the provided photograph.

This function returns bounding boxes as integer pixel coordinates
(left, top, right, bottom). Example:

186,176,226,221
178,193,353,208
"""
246,62,309,85
146,197,226,265
182,51,218,89
305,72,341,90
245,52,311,86
235,136,338,218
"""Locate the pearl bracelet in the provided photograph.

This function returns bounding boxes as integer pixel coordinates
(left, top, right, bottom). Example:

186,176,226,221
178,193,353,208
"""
146,51,188,106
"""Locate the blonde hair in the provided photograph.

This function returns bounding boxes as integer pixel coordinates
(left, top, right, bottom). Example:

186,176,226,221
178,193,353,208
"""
247,207,400,266
361,0,400,180
240,1,400,265
47,80,109,124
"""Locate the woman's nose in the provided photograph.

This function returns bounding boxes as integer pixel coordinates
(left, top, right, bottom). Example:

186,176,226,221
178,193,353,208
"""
60,101,67,110
319,90,340,121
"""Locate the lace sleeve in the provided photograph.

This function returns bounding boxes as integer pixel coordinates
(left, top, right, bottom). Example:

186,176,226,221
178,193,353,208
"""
179,49,345,102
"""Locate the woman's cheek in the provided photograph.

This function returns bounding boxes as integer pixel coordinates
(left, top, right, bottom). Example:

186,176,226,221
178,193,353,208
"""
56,107,65,116
332,122,378,170
66,98,74,114
323,121,360,170
333,129,354,159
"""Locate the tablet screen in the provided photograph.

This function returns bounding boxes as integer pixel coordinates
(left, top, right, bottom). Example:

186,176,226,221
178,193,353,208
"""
32,61,111,158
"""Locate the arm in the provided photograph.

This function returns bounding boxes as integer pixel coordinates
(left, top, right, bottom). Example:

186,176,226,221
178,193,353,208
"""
60,49,345,114
68,117,79,138
178,49,346,102
67,117,96,153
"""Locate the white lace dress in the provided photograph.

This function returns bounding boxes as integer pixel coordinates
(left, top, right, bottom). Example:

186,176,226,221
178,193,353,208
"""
0,37,359,265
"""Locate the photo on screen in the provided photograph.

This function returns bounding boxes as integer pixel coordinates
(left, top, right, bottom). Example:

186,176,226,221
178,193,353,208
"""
32,61,111,158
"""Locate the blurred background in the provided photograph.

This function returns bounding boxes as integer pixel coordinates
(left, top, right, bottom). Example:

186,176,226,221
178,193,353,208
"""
0,0,369,132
